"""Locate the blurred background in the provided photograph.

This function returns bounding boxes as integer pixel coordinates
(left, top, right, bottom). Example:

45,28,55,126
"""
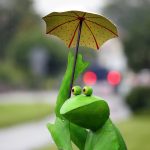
0,0,150,150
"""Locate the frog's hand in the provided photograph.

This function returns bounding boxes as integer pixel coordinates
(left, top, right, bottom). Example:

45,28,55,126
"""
84,119,127,150
55,51,89,118
70,123,87,150
47,117,73,150
47,118,88,150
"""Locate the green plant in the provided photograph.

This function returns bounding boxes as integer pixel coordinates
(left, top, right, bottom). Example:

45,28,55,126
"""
126,86,150,112
7,28,68,76
103,0,150,72
0,63,26,87
0,103,53,128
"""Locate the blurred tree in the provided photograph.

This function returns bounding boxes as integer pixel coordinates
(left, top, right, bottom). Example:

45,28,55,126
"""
103,0,150,72
6,28,68,76
0,0,39,59
126,86,150,113
0,0,71,89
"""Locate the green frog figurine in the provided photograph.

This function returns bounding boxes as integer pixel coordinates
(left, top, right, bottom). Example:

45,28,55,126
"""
47,52,127,150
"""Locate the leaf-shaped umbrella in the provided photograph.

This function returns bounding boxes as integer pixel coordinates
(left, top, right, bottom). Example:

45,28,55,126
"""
43,10,118,97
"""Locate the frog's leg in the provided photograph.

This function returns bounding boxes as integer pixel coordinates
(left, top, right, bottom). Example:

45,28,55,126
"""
84,119,127,150
47,51,89,150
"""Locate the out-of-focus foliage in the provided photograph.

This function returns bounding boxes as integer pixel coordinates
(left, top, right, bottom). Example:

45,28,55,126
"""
0,62,26,89
0,0,39,59
0,103,53,128
103,0,150,72
118,115,150,150
125,86,150,112
6,28,68,76
0,0,70,89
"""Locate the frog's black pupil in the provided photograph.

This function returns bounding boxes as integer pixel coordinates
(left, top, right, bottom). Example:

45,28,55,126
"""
83,88,85,92
72,88,74,92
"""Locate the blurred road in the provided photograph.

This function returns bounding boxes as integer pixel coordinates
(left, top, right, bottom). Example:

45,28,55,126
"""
0,90,131,150
0,91,57,105
0,116,55,150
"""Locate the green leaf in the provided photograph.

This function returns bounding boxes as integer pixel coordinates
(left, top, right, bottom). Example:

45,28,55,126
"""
47,117,72,150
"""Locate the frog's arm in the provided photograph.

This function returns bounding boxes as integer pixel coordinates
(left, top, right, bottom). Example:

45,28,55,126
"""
55,51,89,118
48,51,89,150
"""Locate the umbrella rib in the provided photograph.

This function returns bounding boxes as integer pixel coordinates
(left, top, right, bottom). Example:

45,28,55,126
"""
84,21,99,49
46,18,78,34
82,12,86,17
72,12,80,17
68,22,80,48
85,19,118,36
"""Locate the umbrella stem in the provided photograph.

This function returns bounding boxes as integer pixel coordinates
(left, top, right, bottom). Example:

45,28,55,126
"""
69,20,83,97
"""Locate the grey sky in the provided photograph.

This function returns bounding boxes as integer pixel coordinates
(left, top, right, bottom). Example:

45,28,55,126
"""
33,0,107,16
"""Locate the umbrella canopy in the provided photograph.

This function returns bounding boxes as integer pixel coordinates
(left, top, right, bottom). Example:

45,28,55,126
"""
43,10,118,50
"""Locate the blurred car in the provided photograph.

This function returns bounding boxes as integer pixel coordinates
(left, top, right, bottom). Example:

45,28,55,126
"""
82,65,122,94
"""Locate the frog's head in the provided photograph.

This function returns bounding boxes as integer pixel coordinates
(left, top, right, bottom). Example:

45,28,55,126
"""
60,86,110,131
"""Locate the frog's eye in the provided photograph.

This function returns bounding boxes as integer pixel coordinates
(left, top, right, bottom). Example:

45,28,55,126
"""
72,86,82,95
83,86,93,96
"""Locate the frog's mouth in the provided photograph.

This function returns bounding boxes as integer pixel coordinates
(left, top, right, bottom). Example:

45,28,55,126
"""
60,95,110,131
